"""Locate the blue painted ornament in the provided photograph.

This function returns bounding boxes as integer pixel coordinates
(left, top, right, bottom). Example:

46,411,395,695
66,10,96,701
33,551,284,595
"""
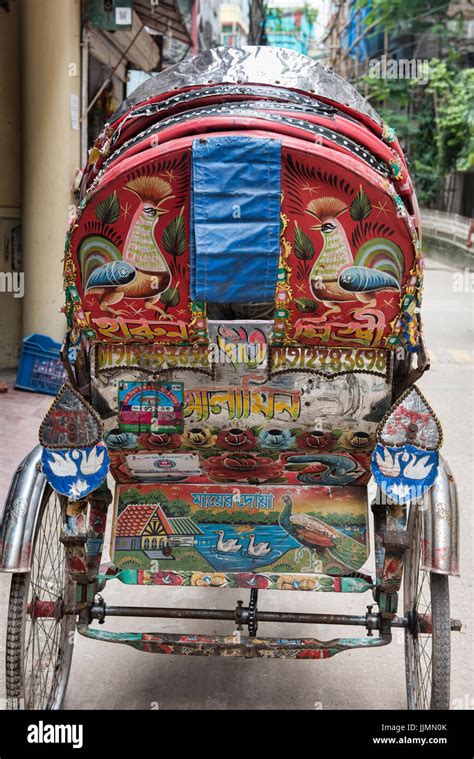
41,442,110,499
371,443,439,505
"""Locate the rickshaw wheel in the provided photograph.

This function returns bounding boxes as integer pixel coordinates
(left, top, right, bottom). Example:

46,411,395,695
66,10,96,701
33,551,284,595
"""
404,504,450,710
5,486,75,710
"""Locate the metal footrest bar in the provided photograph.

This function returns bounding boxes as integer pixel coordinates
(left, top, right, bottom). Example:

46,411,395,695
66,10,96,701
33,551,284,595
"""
77,624,391,659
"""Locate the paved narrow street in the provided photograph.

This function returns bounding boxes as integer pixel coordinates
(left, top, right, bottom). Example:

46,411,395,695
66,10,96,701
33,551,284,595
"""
0,256,472,710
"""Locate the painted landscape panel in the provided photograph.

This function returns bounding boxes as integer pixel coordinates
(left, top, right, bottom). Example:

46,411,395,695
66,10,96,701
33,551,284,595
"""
112,483,369,578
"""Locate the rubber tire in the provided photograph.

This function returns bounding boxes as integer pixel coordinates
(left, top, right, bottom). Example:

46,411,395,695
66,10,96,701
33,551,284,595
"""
404,508,451,710
5,487,75,710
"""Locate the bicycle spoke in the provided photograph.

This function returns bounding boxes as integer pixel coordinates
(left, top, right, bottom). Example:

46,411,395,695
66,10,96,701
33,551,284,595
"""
12,487,75,710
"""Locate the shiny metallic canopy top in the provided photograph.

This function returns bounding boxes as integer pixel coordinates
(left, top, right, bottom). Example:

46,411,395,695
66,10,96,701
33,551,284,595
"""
113,45,382,125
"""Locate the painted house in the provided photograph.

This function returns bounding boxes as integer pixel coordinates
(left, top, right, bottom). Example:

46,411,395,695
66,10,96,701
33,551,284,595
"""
115,503,202,554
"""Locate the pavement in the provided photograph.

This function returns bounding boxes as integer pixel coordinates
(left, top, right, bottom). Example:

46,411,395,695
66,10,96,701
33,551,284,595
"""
0,256,472,710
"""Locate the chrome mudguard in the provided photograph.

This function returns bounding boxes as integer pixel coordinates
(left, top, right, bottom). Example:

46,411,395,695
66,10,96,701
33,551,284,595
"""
421,456,460,576
0,446,48,573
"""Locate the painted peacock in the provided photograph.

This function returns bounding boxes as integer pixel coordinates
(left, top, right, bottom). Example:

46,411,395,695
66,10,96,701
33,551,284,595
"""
305,196,404,307
279,494,335,551
79,177,175,318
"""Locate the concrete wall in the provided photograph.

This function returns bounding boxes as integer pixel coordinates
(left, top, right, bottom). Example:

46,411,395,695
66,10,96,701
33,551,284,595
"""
21,0,81,343
0,1,22,368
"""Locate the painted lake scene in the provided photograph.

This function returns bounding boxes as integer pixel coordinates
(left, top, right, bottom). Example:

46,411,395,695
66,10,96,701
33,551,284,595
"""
113,483,369,575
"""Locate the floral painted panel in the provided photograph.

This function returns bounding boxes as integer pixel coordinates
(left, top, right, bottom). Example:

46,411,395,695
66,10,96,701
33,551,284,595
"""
91,321,392,487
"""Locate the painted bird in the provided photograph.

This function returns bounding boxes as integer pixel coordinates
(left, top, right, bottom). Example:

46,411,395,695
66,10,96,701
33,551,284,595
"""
306,196,404,308
80,176,175,317
279,495,335,551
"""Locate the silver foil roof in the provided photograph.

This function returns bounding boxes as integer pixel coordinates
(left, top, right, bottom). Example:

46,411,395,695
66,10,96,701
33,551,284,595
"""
113,46,382,125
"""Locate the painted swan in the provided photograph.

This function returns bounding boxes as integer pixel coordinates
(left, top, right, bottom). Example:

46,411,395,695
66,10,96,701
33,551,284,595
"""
247,534,272,558
214,530,243,553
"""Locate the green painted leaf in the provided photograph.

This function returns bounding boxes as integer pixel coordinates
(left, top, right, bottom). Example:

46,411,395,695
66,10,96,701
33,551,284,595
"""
350,187,372,221
294,222,315,260
160,285,180,308
162,210,186,258
295,296,318,313
95,191,120,224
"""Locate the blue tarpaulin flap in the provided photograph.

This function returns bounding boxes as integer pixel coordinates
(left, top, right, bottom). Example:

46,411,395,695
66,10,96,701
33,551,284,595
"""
190,136,282,303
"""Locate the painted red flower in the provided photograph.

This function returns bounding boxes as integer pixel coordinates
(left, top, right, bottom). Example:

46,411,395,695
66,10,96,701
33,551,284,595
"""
296,649,331,659
205,452,283,483
216,427,256,451
236,574,271,589
159,643,174,655
138,570,185,586
137,432,181,451
89,507,107,535
153,571,185,586
296,430,332,450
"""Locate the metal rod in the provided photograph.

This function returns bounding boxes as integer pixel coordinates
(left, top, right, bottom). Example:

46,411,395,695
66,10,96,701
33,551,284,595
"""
90,605,236,621
72,605,464,632
89,604,381,628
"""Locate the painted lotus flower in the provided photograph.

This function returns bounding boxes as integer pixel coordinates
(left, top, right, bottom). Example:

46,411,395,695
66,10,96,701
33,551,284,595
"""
105,429,138,450
137,432,181,450
217,427,256,451
258,427,295,450
296,430,332,450
182,426,217,448
205,453,283,483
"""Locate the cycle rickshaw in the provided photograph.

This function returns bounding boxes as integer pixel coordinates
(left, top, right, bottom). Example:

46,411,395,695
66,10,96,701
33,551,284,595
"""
1,46,461,710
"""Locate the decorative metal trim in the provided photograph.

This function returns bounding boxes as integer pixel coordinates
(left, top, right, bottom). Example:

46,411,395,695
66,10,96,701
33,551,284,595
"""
375,384,443,450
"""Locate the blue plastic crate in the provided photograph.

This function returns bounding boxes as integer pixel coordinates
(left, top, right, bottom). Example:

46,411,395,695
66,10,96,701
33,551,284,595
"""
16,333,68,396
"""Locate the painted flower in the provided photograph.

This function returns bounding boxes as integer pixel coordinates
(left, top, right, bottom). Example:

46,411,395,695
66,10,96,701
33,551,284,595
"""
296,649,331,659
277,576,320,591
179,635,214,643
296,430,332,450
191,572,227,587
337,430,374,451
139,570,184,586
217,427,256,451
236,573,271,590
158,643,174,655
205,453,283,483
137,432,181,450
182,426,217,448
105,429,138,450
258,427,295,450
89,507,107,535
69,479,89,499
